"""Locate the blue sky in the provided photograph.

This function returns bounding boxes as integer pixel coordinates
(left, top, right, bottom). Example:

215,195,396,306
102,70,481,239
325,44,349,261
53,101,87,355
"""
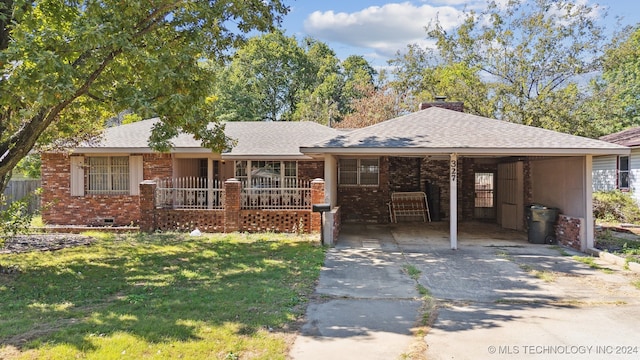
279,0,640,69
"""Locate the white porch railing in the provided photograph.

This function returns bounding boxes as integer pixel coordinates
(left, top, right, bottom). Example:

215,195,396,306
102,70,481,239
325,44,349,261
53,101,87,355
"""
240,179,311,210
155,177,224,209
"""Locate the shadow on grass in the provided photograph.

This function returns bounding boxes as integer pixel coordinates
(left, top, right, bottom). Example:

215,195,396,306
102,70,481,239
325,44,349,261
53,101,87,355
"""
0,232,324,353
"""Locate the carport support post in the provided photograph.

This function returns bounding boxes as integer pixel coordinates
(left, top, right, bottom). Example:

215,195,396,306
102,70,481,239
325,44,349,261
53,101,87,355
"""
584,155,594,250
450,153,458,250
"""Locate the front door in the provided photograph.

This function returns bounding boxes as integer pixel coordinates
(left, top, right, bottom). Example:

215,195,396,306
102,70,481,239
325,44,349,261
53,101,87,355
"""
474,172,496,219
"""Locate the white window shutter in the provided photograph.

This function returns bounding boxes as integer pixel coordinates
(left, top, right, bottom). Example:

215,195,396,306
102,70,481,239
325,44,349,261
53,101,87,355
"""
129,155,144,195
70,156,85,196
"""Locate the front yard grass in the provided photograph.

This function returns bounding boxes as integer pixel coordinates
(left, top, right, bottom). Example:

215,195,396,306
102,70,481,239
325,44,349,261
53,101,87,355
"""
0,231,325,359
595,228,640,265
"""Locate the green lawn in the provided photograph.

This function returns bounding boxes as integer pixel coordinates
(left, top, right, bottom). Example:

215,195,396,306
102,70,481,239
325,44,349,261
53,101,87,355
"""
0,232,325,359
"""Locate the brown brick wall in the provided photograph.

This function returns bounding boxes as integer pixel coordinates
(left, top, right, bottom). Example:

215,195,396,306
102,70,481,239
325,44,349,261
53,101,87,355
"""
556,214,582,250
155,209,225,232
419,101,464,112
41,153,140,226
223,179,241,232
139,181,156,232
331,206,341,242
389,157,421,192
420,158,451,220
338,156,505,223
298,160,324,182
460,159,498,220
239,210,312,232
143,153,173,179
42,152,174,227
338,157,390,223
523,159,533,205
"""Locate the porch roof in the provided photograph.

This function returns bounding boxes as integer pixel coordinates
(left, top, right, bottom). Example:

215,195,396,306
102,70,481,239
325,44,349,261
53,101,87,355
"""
73,119,340,159
300,107,629,157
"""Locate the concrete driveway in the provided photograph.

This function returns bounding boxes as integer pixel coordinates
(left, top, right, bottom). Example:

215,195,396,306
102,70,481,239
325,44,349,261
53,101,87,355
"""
290,223,640,360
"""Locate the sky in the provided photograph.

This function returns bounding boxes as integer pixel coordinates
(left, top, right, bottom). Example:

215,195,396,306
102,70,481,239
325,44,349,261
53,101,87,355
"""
279,0,640,69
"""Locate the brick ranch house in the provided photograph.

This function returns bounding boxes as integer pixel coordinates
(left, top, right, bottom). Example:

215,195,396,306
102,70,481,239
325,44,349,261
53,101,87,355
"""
41,102,628,250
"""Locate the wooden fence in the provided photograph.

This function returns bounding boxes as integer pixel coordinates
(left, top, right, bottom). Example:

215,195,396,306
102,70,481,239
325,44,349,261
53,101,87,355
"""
1,179,41,214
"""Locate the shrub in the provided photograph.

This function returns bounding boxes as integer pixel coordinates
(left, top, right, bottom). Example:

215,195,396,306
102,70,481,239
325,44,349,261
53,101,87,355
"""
593,190,640,223
0,195,34,244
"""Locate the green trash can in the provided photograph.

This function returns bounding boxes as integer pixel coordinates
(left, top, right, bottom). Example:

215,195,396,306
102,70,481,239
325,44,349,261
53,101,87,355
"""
525,205,559,244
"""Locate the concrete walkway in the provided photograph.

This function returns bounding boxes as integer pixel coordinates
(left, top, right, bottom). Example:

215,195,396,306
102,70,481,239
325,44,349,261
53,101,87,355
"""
290,223,640,360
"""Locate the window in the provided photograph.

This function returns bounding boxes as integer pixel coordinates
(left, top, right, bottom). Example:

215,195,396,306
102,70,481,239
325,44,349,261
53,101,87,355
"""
474,172,494,208
284,161,297,187
338,159,358,185
235,160,298,187
339,158,379,186
235,160,248,184
87,156,129,194
618,156,630,190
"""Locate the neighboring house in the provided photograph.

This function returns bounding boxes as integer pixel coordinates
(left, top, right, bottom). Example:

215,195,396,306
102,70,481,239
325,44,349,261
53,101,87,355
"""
594,127,640,204
41,102,628,251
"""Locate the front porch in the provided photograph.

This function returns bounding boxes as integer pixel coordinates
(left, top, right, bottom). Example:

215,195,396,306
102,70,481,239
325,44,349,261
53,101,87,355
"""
139,178,326,234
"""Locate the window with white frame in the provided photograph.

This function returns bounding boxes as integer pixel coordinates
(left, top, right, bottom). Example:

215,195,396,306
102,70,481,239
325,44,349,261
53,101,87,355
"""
235,160,298,187
87,156,130,194
618,155,630,190
339,158,379,186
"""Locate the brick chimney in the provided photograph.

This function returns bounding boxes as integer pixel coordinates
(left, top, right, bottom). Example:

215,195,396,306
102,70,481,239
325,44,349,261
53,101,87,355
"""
419,96,464,112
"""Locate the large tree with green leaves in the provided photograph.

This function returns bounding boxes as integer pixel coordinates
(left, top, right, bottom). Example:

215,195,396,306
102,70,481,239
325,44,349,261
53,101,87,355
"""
213,30,312,122
425,0,606,135
292,42,345,125
388,44,493,116
293,53,377,125
580,26,640,136
213,32,378,125
0,0,288,192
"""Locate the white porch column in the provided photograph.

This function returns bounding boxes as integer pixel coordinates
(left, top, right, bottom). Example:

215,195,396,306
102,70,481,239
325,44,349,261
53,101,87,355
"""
207,158,214,209
584,155,594,250
324,154,337,206
450,153,458,250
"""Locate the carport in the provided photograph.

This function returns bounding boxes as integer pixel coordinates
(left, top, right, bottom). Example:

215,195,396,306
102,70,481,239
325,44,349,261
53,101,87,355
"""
300,105,629,250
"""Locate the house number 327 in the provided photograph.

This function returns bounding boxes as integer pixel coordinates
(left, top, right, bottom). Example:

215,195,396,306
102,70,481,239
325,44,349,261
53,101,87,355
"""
450,160,457,182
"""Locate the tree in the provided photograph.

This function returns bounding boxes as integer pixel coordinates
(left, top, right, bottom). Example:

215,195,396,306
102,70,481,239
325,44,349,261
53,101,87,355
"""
341,55,377,107
213,33,378,126
425,0,606,134
580,26,640,136
336,81,401,129
388,44,494,116
0,0,288,192
293,53,377,125
388,44,430,112
291,38,343,125
213,31,311,122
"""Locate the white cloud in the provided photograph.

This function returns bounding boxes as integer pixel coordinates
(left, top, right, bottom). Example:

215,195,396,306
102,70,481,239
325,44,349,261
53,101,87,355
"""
303,2,465,58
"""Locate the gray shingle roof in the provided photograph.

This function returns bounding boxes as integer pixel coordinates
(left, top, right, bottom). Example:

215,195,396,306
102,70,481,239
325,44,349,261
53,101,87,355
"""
599,126,640,147
221,121,339,158
301,107,628,156
74,107,628,158
75,118,340,158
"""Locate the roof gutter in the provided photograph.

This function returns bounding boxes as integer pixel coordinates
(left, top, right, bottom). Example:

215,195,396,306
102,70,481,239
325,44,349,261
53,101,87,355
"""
299,147,630,157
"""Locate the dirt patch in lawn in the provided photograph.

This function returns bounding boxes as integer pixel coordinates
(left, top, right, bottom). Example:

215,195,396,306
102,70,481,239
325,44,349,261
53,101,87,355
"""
0,234,94,254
